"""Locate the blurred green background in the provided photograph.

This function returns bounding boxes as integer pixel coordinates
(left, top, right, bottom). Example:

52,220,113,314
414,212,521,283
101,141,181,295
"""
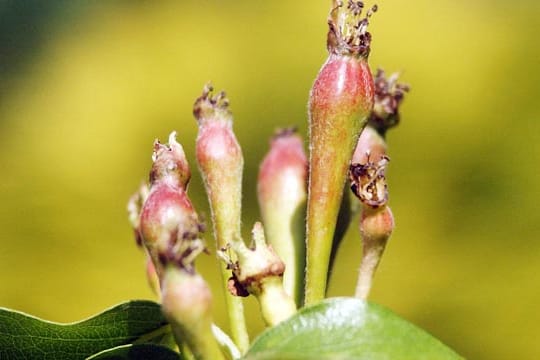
1,0,539,359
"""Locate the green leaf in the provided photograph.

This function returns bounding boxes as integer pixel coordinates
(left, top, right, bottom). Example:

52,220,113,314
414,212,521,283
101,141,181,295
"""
0,300,168,360
86,344,181,360
244,297,463,360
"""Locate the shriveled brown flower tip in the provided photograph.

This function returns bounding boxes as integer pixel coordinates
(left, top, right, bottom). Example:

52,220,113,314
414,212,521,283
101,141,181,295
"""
369,69,410,133
349,154,389,207
272,126,298,140
150,132,191,188
156,213,207,273
327,1,378,57
193,82,232,125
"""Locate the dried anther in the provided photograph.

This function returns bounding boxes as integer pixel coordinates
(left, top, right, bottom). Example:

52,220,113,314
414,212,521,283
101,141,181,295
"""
327,1,378,57
369,69,410,133
157,215,207,273
272,126,298,139
349,154,389,207
193,82,232,124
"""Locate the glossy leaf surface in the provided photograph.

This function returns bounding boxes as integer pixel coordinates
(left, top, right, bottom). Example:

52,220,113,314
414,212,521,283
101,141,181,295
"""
245,298,462,360
0,300,167,360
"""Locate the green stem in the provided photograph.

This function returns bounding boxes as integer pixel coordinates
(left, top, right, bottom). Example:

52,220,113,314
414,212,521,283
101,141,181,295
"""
204,168,249,353
211,324,241,360
218,261,249,353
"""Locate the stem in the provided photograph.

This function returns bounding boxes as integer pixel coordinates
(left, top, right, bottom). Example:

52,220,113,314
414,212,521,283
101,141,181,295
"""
257,277,297,326
304,160,349,305
211,324,241,360
207,188,249,352
161,267,225,360
219,263,249,353
354,243,385,299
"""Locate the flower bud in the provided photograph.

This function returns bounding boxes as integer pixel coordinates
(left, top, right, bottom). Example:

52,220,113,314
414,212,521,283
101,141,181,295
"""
305,2,377,305
223,222,296,326
193,84,249,352
257,128,307,306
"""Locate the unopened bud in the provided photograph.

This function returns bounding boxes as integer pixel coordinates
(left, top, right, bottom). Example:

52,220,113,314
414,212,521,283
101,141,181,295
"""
257,128,307,306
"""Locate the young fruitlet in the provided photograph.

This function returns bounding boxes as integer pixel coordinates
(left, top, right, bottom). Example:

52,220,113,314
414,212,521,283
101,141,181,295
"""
138,132,200,279
193,84,249,352
258,128,307,306
305,1,377,304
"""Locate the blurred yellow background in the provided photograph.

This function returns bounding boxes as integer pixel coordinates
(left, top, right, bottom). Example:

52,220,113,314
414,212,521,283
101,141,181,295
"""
1,1,539,359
